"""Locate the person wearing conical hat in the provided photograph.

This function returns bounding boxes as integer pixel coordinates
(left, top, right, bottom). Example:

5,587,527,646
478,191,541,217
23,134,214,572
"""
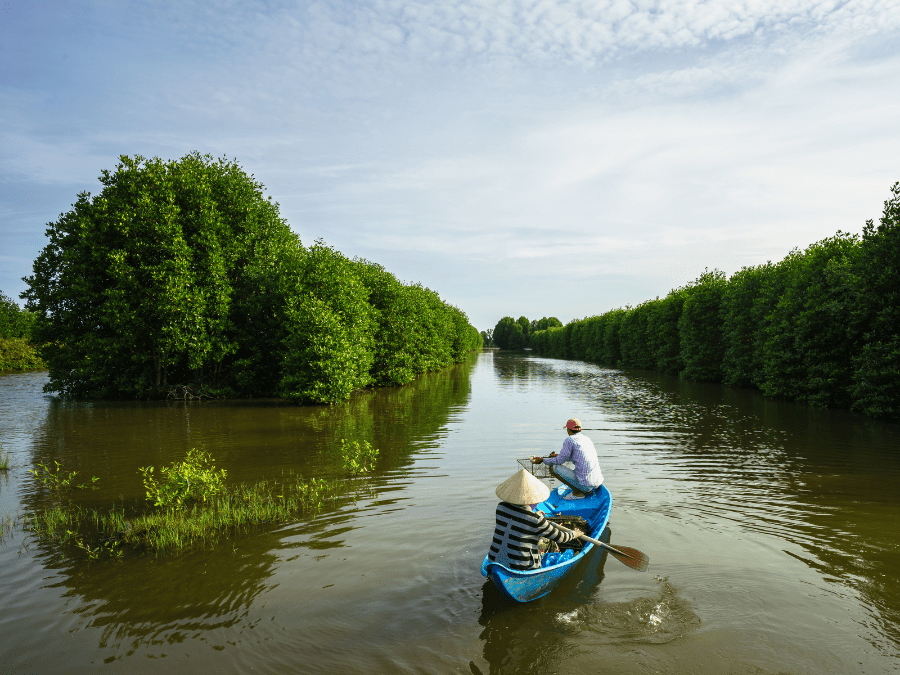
487,469,583,571
532,418,603,500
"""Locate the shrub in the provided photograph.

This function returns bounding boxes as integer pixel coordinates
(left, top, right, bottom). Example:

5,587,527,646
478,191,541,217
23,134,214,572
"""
139,448,228,508
339,439,380,475
0,337,45,371
679,270,728,382
620,301,658,370
851,183,900,419
761,234,860,407
279,242,375,403
648,287,689,375
493,316,526,349
0,291,36,339
721,264,771,387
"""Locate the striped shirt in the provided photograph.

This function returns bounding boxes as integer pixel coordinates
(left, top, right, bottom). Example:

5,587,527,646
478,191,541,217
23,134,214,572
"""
542,432,603,489
488,502,579,570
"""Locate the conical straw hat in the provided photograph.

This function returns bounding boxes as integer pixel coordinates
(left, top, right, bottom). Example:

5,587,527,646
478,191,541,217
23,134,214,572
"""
496,468,551,506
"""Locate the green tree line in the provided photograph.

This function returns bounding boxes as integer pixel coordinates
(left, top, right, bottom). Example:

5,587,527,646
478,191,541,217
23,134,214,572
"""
20,153,481,402
0,291,44,371
489,315,563,349
527,182,900,421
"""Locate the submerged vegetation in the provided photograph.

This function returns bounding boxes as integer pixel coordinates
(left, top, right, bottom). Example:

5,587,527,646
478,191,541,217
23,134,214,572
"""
25,475,343,558
524,182,900,421
339,439,379,475
20,443,375,559
20,153,481,402
139,448,227,508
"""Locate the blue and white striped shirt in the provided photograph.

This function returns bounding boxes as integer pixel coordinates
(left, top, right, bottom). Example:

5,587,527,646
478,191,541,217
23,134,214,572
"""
542,432,603,489
488,502,578,570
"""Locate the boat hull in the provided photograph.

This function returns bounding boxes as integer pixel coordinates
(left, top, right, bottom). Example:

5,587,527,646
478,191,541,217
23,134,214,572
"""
481,484,613,603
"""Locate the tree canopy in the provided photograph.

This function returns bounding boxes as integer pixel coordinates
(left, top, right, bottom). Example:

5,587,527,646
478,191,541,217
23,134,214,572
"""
525,181,900,421
23,153,481,401
491,315,561,349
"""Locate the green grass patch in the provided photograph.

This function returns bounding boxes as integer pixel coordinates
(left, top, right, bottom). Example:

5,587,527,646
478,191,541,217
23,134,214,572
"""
24,474,344,558
20,441,378,558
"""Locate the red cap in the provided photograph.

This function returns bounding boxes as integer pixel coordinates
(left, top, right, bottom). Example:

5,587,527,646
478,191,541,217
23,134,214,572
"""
564,418,581,431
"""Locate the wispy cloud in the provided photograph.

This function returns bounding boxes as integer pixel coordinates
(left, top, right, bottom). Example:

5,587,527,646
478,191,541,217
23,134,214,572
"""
1,0,898,325
140,0,900,71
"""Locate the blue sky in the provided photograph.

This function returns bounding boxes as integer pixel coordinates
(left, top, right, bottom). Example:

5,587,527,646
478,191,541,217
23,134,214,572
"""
2,0,899,330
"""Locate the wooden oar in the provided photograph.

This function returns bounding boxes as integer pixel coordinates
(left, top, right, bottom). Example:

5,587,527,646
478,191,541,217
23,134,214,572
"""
555,524,650,572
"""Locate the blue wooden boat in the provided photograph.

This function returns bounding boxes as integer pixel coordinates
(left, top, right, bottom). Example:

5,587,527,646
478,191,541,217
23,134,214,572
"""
480,484,613,603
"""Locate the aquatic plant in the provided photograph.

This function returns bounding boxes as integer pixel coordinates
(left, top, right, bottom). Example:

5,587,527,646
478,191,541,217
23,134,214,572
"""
139,448,227,508
26,459,98,491
0,512,18,542
28,460,79,490
339,439,379,475
0,444,9,471
24,471,343,558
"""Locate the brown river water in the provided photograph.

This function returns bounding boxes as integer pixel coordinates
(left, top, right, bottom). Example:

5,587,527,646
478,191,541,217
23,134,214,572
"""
1,350,898,674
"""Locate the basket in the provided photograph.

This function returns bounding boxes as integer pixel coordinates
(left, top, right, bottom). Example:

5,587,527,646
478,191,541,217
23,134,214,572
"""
546,515,589,551
517,457,552,479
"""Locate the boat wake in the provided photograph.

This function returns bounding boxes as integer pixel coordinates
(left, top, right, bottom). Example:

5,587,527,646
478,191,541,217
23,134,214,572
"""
558,576,701,644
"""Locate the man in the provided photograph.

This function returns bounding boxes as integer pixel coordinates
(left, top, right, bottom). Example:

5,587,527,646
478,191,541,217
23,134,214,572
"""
532,418,603,500
487,469,583,571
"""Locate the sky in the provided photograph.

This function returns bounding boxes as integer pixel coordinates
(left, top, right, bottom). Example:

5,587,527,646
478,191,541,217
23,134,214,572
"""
2,0,899,331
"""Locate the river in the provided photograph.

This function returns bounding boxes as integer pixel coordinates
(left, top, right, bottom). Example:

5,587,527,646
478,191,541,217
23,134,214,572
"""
1,350,898,674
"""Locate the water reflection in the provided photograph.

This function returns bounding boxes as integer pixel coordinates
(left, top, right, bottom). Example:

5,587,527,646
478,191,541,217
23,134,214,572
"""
496,353,900,656
475,532,608,675
19,356,475,504
3,351,899,673
474,532,701,674
1,357,475,665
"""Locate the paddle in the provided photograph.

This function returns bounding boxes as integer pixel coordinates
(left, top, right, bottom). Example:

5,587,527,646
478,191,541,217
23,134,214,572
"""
554,524,650,572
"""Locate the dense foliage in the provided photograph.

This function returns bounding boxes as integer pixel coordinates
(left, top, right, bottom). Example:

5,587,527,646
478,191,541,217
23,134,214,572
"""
22,153,481,401
139,448,228,508
529,182,900,421
491,315,562,349
0,291,43,370
0,291,36,339
0,337,44,371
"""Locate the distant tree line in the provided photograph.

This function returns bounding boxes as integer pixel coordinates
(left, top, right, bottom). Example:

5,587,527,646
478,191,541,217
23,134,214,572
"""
21,153,482,402
489,315,563,349
529,183,900,421
0,291,44,371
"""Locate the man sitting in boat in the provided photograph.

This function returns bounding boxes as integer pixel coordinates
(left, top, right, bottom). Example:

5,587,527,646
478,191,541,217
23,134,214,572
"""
488,469,583,571
532,418,603,500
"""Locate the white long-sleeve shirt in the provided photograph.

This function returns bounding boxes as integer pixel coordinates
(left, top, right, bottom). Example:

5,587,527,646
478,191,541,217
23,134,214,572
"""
542,432,603,489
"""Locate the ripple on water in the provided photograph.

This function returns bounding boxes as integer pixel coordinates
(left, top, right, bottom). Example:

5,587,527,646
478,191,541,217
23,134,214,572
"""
555,576,701,644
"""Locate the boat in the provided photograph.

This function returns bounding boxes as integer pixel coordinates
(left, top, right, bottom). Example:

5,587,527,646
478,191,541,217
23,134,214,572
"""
480,484,613,603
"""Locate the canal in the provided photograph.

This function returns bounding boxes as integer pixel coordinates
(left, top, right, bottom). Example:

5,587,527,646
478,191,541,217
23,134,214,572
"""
1,350,898,673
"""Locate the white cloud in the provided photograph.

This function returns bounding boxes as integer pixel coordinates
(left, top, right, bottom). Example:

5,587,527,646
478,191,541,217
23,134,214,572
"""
121,0,900,77
1,0,899,326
